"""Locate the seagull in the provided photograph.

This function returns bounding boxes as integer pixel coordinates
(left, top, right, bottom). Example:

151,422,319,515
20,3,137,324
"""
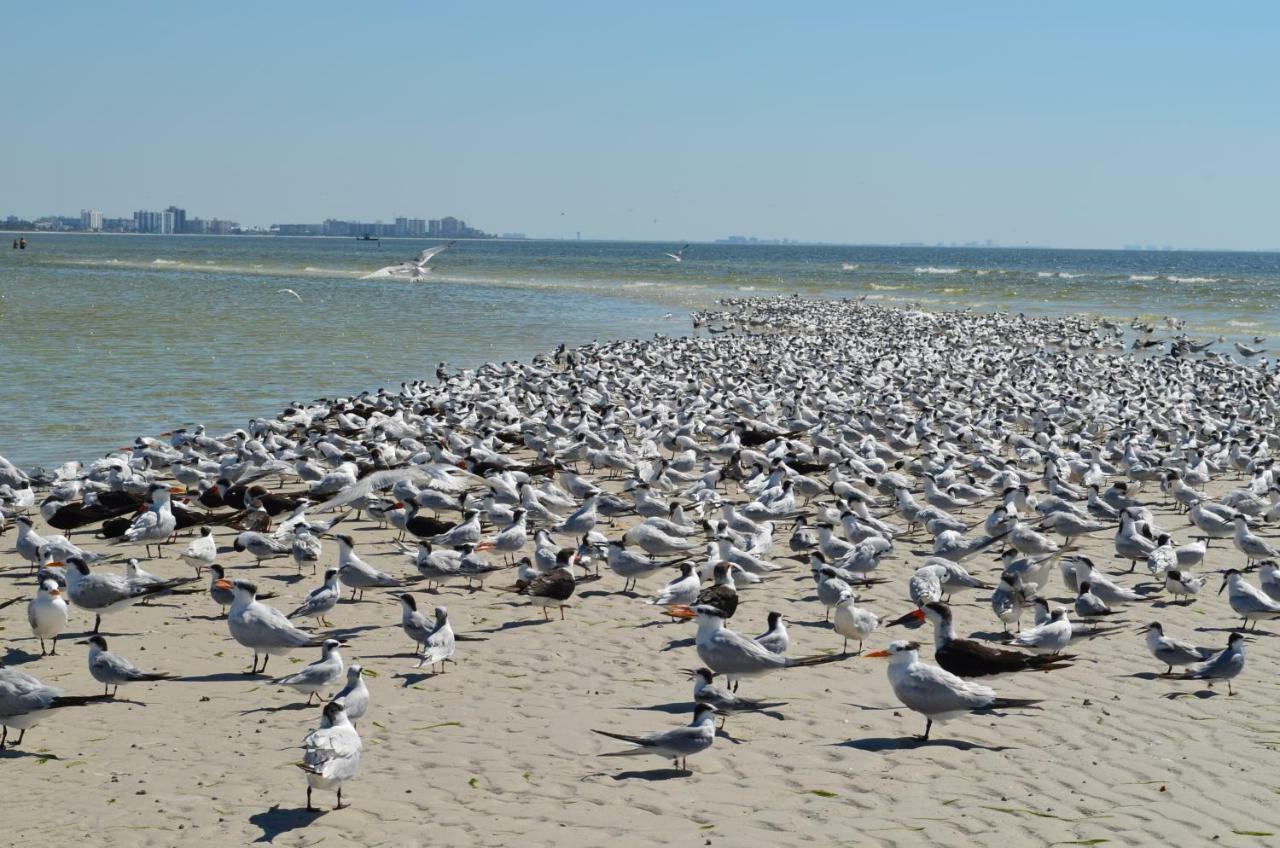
299,700,362,810
274,639,345,705
663,243,690,263
865,640,1041,740
180,526,218,576
80,635,174,697
592,703,717,771
27,578,69,655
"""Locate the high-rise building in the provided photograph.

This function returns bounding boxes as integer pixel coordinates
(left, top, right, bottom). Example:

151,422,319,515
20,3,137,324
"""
134,210,163,233
428,219,441,237
161,210,175,234
439,216,461,237
165,206,187,234
80,209,103,231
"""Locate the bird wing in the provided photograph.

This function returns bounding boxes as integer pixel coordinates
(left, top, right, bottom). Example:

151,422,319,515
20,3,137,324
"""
415,242,454,266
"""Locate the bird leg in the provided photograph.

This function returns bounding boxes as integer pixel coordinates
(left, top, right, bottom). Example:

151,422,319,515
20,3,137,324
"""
920,718,932,741
39,637,46,656
306,786,315,812
335,787,345,810
92,614,102,634
560,605,566,620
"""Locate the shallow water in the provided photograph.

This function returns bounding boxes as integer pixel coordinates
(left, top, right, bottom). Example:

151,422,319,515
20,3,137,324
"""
2,234,1277,467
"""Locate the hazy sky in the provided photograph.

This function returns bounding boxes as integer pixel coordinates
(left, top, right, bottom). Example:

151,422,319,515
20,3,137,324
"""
5,2,1277,248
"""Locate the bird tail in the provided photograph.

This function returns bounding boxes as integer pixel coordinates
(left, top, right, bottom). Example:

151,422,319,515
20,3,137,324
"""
987,697,1043,711
1026,653,1077,670
139,672,176,682
786,653,849,669
591,728,645,746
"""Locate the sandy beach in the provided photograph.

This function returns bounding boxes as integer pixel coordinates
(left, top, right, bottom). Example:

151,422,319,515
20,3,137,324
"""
3,299,1280,848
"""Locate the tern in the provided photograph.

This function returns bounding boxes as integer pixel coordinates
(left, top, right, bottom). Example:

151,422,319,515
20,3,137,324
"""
335,534,401,600
416,605,455,673
0,667,113,750
63,556,196,634
866,640,1041,740
686,668,785,725
118,483,183,558
226,579,322,674
667,604,835,686
1218,568,1280,630
180,526,218,576
299,700,362,810
1139,622,1216,674
274,639,345,704
333,664,371,727
287,568,341,627
888,602,1074,676
592,703,717,771
1162,632,1246,695
81,634,174,696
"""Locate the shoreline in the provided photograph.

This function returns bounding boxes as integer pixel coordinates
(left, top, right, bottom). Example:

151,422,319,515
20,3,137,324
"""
3,297,1278,845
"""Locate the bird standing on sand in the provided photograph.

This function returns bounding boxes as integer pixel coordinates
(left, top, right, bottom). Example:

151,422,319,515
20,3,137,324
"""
299,700,362,810
865,640,1041,740
226,579,321,674
81,635,175,697
28,578,68,655
274,639,345,704
592,703,717,771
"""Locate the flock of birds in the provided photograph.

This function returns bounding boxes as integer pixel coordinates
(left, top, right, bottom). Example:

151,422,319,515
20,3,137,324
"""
2,296,1278,813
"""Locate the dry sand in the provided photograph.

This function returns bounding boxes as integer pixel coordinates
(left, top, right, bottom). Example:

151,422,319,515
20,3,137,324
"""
3,473,1280,848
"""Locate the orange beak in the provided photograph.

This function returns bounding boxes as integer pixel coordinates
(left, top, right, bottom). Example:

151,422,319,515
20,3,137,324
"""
665,605,696,620
215,579,232,590
886,608,926,627
169,486,185,494
47,561,65,568
864,649,891,658
48,588,61,597
475,542,496,552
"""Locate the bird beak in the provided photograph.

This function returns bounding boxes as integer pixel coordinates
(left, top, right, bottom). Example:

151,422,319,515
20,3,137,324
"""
169,486,185,494
75,639,90,645
666,605,696,620
679,668,699,678
47,561,65,568
215,579,233,590
48,589,60,597
864,649,891,658
886,609,925,627
1217,580,1226,595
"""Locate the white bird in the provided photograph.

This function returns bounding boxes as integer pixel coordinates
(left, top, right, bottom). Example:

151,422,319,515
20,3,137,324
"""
416,605,455,673
1139,622,1216,674
1218,568,1280,630
361,241,454,280
82,634,174,696
335,534,401,600
299,700,362,810
0,667,112,750
663,243,690,263
866,640,1041,740
287,568,341,627
277,288,304,303
832,589,879,654
332,664,370,727
1165,632,1246,695
1010,607,1074,654
27,579,69,656
180,526,218,576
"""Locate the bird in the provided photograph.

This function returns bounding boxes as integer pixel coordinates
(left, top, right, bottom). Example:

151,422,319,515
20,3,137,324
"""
117,483,181,558
335,534,401,600
513,550,576,620
225,579,322,674
332,664,370,728
754,610,790,655
360,241,454,281
274,639,345,705
1162,632,1246,695
62,556,196,634
180,526,218,576
299,700,362,810
832,590,878,654
27,578,69,656
416,605,455,673
277,288,304,302
1139,622,1217,674
1163,569,1205,604
592,703,717,771
1010,607,1074,655
650,562,701,608
663,243,690,263
0,667,113,750
865,640,1042,740
686,668,785,725
1218,568,1280,630
889,602,1074,676
668,604,835,688
287,568,341,627
81,635,174,697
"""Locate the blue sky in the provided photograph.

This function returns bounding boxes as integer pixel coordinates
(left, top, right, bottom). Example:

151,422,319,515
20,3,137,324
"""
4,2,1277,248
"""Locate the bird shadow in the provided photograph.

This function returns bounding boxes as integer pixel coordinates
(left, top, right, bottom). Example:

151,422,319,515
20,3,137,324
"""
2,646,43,666
579,589,631,599
1162,688,1221,700
622,701,692,715
608,767,692,782
967,630,1015,643
182,671,268,683
1196,626,1276,638
264,574,308,585
475,619,550,634
323,625,382,640
240,702,315,716
789,619,833,630
249,805,327,843
1124,671,1160,680
660,637,696,652
836,736,1012,753
632,619,682,630
392,672,435,687
0,747,61,761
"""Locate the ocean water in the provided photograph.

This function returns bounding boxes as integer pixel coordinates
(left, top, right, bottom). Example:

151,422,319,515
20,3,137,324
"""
2,233,1279,468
